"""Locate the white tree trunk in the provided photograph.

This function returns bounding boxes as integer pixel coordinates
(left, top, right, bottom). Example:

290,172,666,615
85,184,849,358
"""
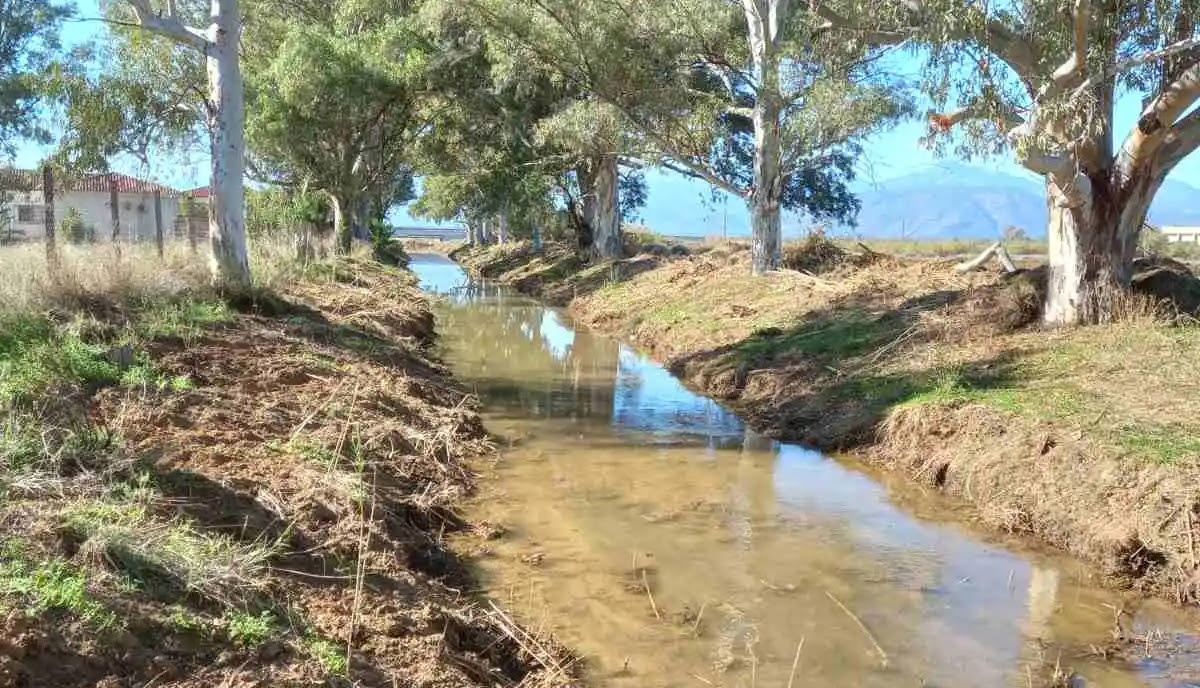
497,211,509,245
205,0,250,286
331,194,349,253
743,0,787,276
592,154,622,260
1043,181,1142,326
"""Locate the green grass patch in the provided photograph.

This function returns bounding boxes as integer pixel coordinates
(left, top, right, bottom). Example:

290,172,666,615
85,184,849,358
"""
1116,426,1200,464
301,630,349,676
136,298,231,343
224,609,278,647
732,311,908,366
0,541,120,632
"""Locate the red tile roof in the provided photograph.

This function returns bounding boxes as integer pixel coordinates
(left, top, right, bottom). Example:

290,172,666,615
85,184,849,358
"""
184,186,211,198
0,169,182,196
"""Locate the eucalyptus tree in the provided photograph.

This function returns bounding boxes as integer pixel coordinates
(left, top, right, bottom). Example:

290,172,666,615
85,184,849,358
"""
411,2,592,253
109,0,250,286
243,0,426,254
0,0,71,157
465,0,909,273
821,0,1200,324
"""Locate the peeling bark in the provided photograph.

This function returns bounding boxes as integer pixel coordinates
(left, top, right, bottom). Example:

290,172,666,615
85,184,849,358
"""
591,154,622,261
204,0,250,286
331,195,350,254
743,0,786,275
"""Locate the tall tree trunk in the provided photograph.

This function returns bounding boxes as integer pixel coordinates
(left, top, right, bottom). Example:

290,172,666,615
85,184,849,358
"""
576,163,597,255
332,194,351,254
43,166,57,273
351,198,370,242
153,189,164,259
592,154,622,261
532,224,543,253
206,0,251,287
1043,188,1133,326
497,211,509,245
743,0,786,275
109,176,121,247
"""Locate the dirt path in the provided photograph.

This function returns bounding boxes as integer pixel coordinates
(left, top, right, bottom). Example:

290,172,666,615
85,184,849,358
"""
1,258,573,688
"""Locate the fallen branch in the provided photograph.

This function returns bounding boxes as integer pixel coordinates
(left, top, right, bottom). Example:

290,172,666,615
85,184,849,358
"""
955,241,1018,274
642,569,662,620
826,590,889,668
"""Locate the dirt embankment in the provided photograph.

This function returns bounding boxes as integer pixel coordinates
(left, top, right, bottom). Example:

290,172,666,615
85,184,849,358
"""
452,239,1200,605
1,258,573,688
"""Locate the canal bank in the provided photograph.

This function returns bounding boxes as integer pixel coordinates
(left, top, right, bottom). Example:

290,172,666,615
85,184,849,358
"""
412,252,1200,688
447,240,1200,610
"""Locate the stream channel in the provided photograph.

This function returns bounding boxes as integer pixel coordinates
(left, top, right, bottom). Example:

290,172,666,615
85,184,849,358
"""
410,253,1200,688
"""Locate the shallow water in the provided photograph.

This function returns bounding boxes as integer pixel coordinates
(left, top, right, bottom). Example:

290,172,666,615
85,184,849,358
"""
410,254,1200,688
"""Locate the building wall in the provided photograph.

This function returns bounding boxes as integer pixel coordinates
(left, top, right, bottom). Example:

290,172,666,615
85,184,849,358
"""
4,189,182,244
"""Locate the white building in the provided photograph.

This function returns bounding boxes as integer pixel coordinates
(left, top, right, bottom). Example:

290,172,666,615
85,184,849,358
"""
0,169,183,244
1160,226,1200,243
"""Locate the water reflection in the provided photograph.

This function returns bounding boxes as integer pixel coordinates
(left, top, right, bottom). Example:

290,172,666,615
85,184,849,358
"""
411,254,1196,688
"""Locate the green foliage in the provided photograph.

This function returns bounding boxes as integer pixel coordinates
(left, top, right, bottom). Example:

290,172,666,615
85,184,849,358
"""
0,541,120,632
301,630,349,676
0,315,123,402
0,0,72,156
60,208,89,244
244,1,423,231
135,298,232,342
224,610,278,647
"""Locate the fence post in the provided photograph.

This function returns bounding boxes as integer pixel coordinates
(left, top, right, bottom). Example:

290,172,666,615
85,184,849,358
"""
109,175,121,252
154,189,164,259
43,166,58,272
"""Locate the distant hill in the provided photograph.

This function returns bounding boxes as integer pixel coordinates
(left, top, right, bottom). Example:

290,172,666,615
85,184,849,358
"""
632,164,1200,240
838,162,1200,239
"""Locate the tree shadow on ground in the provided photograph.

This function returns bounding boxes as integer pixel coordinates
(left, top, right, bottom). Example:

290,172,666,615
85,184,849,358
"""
667,275,1036,450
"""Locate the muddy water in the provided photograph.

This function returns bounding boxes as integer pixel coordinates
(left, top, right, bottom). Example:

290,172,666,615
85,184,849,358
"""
410,254,1199,688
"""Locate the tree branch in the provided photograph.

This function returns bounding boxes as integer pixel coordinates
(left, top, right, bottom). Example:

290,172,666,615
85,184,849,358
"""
1070,35,1200,102
122,0,210,51
927,99,1025,132
1050,0,1089,89
1160,107,1200,171
1116,60,1200,185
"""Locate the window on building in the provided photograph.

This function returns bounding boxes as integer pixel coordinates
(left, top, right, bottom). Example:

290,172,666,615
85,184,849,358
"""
15,205,40,224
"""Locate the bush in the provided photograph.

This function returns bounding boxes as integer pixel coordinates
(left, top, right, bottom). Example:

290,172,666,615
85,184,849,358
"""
60,209,89,244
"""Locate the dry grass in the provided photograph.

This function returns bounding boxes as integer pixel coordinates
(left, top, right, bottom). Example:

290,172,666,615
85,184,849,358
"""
0,234,341,317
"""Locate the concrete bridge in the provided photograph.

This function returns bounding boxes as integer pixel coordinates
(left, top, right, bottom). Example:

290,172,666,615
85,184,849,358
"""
392,226,467,241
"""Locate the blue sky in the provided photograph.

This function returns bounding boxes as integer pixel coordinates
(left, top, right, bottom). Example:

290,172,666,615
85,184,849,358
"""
14,1,1200,237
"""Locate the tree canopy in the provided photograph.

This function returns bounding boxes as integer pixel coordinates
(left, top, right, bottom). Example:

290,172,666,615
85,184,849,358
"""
0,0,72,158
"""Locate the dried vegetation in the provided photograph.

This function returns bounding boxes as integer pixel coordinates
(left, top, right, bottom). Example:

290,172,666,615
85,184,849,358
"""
0,241,575,687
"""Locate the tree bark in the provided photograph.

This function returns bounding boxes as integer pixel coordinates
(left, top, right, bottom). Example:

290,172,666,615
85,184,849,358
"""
109,176,121,246
331,194,351,254
497,211,509,245
576,163,597,255
1042,167,1159,326
43,166,57,272
1044,192,1127,326
153,189,164,259
205,0,251,287
743,0,786,275
591,154,622,261
532,224,543,253
351,198,371,242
